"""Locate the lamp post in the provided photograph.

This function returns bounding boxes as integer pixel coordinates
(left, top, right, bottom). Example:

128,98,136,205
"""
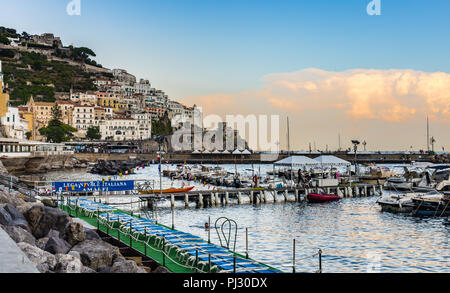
351,140,360,176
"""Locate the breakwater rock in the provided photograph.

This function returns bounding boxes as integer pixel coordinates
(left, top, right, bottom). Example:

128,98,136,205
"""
90,159,149,176
0,191,151,273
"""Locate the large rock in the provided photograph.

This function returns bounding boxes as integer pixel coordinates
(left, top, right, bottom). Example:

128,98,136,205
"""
41,197,57,208
152,266,171,273
9,195,26,208
0,206,12,226
45,237,71,255
85,228,101,241
81,266,96,273
4,204,25,221
16,202,43,215
71,239,122,271
36,237,49,250
3,204,30,231
46,229,60,238
25,206,72,239
3,225,36,245
110,260,147,274
54,254,83,273
0,193,9,204
18,242,56,273
63,222,86,246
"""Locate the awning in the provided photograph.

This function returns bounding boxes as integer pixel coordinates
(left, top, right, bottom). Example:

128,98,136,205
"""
314,155,351,166
274,156,319,168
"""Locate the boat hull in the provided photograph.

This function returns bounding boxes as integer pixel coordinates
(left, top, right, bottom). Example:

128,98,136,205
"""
139,186,195,195
378,201,415,213
307,193,341,203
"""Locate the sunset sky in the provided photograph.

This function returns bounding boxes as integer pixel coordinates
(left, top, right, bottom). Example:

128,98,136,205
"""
1,0,449,151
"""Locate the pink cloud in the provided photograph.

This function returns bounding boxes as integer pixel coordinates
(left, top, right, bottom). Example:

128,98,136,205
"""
183,68,450,150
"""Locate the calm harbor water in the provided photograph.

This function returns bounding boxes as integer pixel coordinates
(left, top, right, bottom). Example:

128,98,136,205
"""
42,164,450,273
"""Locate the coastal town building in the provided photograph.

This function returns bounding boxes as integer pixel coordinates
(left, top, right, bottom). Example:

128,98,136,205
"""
56,100,76,125
0,107,29,140
0,54,196,142
72,105,95,136
70,91,98,106
131,112,152,140
99,117,139,141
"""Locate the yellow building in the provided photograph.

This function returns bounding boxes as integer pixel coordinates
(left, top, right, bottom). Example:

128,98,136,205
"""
0,61,9,117
98,96,119,109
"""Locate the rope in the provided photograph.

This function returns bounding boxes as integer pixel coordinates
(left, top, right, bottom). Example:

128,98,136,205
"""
439,200,450,217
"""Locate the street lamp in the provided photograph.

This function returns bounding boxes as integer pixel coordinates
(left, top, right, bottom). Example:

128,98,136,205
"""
351,140,360,176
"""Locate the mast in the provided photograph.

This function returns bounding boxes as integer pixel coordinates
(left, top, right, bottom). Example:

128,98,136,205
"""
427,116,430,152
287,116,291,155
338,133,341,151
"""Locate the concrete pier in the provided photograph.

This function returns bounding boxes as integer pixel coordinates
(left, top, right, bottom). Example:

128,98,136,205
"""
0,227,39,273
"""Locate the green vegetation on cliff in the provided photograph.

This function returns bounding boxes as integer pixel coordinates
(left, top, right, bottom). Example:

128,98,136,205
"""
152,111,173,136
0,50,98,105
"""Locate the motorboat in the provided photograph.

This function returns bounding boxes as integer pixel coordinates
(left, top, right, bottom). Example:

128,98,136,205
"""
411,193,450,217
383,177,415,191
359,165,396,184
377,190,442,214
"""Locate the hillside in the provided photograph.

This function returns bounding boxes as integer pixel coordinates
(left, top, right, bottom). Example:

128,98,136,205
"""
0,27,111,106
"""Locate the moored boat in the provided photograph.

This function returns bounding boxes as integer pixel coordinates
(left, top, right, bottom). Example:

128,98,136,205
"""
377,190,441,214
139,186,195,195
307,193,341,203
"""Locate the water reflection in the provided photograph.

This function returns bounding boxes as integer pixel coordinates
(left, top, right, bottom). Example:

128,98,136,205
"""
43,164,450,273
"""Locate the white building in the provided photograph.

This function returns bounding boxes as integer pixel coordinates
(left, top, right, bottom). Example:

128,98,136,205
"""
99,118,140,141
70,92,98,106
131,113,152,140
0,107,29,140
72,105,95,136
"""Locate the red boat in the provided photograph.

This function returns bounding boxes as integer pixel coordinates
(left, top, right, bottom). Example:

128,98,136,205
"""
307,193,341,203
140,186,195,195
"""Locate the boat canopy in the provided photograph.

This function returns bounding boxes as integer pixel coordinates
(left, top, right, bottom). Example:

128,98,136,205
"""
314,155,351,167
274,156,319,167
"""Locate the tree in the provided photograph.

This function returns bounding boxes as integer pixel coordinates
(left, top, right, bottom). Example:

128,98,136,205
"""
151,111,173,136
51,104,62,121
25,131,32,140
39,111,77,143
86,126,101,141
0,34,11,45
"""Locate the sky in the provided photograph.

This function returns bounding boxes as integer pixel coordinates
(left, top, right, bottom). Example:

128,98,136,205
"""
0,0,449,151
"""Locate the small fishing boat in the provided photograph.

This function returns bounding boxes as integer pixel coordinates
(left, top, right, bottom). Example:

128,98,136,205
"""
139,186,195,195
307,193,341,203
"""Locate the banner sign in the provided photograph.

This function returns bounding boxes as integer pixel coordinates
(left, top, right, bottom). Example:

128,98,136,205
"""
53,180,135,193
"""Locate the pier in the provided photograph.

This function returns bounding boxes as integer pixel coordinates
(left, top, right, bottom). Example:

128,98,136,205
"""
137,184,382,209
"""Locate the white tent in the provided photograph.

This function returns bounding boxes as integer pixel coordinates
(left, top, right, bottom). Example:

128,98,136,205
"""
314,155,351,167
274,156,319,168
241,149,251,155
192,150,201,154
212,149,222,154
202,150,211,154
232,150,242,155
222,150,231,154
